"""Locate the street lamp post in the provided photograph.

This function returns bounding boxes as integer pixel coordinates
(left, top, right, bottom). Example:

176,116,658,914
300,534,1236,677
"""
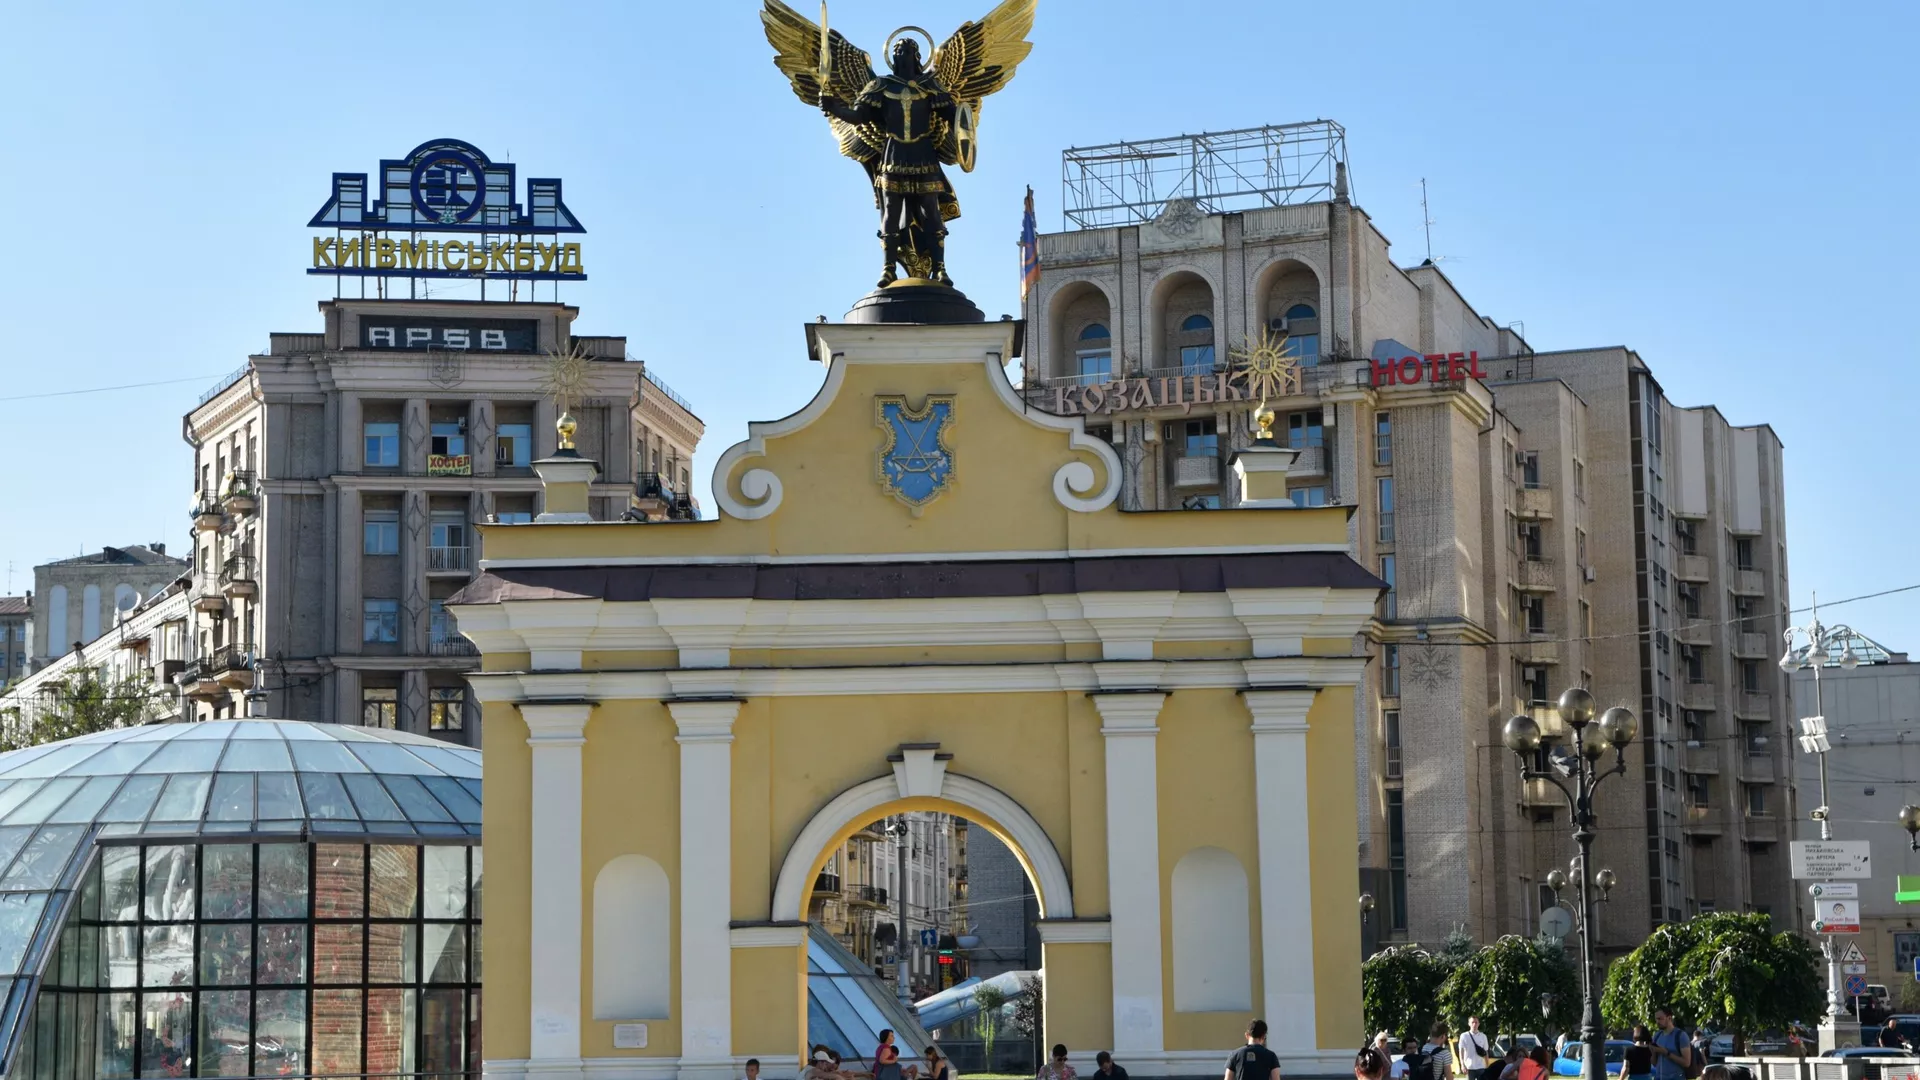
1901,805,1920,851
1503,687,1638,1080
1778,596,1863,1050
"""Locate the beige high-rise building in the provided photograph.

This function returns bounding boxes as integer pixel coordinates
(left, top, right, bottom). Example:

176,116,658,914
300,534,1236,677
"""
1027,122,1794,951
27,545,187,670
181,297,702,743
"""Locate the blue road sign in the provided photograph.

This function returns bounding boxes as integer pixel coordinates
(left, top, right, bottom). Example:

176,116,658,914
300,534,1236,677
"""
1846,974,1868,997
920,928,938,948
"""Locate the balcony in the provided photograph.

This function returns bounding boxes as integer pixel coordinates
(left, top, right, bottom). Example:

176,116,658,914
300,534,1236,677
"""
1516,557,1557,592
1528,702,1567,740
1680,745,1721,775
1731,569,1765,596
1737,690,1772,719
1674,623,1711,648
427,546,471,574
1733,632,1768,659
191,498,226,533
1682,805,1722,837
1743,815,1779,844
815,871,842,895
1288,444,1328,479
428,631,478,657
1519,638,1560,666
1675,554,1710,582
633,473,697,522
180,659,224,701
851,824,885,843
1681,682,1718,712
192,584,228,615
220,471,257,515
1520,777,1563,812
207,643,253,689
218,555,256,600
1515,486,1555,519
1172,455,1220,489
847,884,888,908
1737,755,1775,784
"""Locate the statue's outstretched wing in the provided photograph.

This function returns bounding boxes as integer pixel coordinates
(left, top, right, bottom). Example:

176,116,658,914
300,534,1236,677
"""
932,0,1037,170
762,0,883,168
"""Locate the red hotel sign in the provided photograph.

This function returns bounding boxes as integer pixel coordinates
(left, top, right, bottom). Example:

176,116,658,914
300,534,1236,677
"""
1372,351,1488,387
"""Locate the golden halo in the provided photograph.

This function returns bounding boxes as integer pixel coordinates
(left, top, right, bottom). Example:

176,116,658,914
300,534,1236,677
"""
885,26,935,60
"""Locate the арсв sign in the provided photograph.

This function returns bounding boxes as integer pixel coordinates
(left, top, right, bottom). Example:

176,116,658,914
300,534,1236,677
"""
308,138,587,283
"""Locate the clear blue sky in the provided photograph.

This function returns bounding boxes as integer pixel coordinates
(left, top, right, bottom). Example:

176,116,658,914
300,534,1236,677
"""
1,1,1914,649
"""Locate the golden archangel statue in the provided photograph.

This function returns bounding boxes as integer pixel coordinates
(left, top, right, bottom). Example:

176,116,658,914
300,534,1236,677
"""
762,0,1036,294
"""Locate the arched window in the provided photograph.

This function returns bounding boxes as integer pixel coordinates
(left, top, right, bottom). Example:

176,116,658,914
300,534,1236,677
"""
592,854,671,1019
81,584,101,643
47,586,67,658
1177,313,1215,375
1180,314,1212,332
1272,303,1320,366
1171,847,1252,1012
1076,323,1112,385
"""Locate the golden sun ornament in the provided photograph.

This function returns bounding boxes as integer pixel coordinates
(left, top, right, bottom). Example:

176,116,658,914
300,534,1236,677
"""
1229,325,1303,439
539,340,593,450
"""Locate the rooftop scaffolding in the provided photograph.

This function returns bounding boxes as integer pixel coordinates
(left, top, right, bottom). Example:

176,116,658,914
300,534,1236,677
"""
1060,120,1348,231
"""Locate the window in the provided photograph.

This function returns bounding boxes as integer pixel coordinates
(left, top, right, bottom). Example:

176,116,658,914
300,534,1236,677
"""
362,599,400,643
1182,494,1221,510
362,687,398,728
1519,521,1543,559
1675,519,1697,555
364,422,399,467
1742,660,1762,693
1379,555,1396,619
1272,304,1320,366
497,422,534,468
1177,314,1215,375
1520,451,1541,489
1678,583,1701,619
430,511,468,562
1523,665,1549,706
1374,412,1392,465
1684,710,1704,744
1734,537,1755,570
429,687,466,732
1076,323,1111,384
1685,774,1710,809
496,511,533,525
1576,529,1588,572
1524,595,1546,635
1743,723,1768,756
1377,477,1395,544
1383,644,1400,698
1734,594,1759,623
1383,710,1402,779
1385,789,1407,931
1574,460,1585,500
363,510,399,556
1286,409,1324,450
1684,646,1705,683
1745,784,1768,816
1289,486,1327,507
1182,419,1217,457
430,420,466,457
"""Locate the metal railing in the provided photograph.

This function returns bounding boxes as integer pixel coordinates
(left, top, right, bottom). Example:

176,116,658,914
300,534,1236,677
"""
427,546,471,572
223,470,256,497
198,364,252,405
629,352,697,415
428,633,478,657
218,555,255,587
207,642,250,673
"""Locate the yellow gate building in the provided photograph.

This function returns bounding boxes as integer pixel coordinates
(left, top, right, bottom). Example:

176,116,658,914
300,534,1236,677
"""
453,321,1383,1079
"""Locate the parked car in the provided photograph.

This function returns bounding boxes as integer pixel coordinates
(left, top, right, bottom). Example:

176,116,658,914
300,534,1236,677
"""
1821,1047,1919,1059
1553,1040,1632,1076
1706,1033,1790,1059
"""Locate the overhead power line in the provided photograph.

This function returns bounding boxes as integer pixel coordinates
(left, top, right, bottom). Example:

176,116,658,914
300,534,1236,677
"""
0,374,228,404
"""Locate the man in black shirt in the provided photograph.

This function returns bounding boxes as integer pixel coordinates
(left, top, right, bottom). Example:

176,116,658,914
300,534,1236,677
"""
1226,1020,1282,1080
1096,1051,1129,1080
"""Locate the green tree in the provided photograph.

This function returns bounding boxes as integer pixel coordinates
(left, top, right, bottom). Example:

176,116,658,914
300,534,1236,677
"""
1438,935,1579,1043
0,665,160,751
973,983,1009,1063
1364,945,1449,1043
1602,912,1821,1053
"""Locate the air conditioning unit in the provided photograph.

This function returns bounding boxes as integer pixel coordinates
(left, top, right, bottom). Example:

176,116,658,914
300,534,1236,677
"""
1584,566,1597,582
1515,450,1530,466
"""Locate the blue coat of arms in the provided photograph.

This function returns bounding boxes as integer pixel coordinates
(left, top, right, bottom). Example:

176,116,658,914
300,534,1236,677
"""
875,395,956,509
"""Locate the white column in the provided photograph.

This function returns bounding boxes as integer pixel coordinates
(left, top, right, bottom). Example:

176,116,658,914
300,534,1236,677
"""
521,702,592,1074
1245,689,1318,1049
670,699,740,1080
1092,691,1167,1058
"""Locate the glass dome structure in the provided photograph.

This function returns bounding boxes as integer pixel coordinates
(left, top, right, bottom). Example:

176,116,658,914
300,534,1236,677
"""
0,720,482,1079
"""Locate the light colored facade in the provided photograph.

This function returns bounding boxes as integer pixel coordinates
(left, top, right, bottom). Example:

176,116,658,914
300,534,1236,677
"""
180,297,702,743
1788,638,1920,994
27,545,186,669
455,320,1380,1078
0,583,193,737
0,598,26,685
1028,124,1795,949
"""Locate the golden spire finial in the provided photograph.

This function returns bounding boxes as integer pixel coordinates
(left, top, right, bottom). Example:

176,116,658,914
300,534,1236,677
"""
539,339,593,451
1229,325,1302,443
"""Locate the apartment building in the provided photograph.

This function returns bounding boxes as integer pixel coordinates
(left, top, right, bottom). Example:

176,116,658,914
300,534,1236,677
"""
0,598,26,685
0,584,194,734
809,812,969,995
181,297,702,742
27,545,187,669
1028,121,1794,948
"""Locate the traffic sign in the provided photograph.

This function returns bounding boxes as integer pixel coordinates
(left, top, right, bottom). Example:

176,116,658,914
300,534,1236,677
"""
919,928,938,948
1843,963,1868,976
1792,840,1872,880
1846,974,1868,997
1842,942,1866,963
1813,898,1861,934
1809,882,1859,899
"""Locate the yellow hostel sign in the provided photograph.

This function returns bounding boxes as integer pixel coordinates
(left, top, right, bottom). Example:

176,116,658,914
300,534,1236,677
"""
311,235,584,278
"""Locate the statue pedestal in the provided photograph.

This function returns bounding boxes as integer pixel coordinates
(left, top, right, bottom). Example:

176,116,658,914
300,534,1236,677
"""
845,281,985,325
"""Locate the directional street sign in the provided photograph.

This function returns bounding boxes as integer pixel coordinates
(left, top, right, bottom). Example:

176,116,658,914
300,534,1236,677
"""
1792,840,1873,880
1846,974,1869,997
1814,898,1862,934
1842,942,1867,963
1810,882,1859,899
1844,963,1868,976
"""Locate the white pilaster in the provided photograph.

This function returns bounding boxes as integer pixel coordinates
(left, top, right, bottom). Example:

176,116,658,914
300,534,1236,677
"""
1244,688,1317,1050
521,701,592,1074
669,699,740,1080
1092,691,1167,1056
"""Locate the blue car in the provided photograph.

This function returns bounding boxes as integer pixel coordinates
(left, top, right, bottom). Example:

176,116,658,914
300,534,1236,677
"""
1552,1040,1633,1076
